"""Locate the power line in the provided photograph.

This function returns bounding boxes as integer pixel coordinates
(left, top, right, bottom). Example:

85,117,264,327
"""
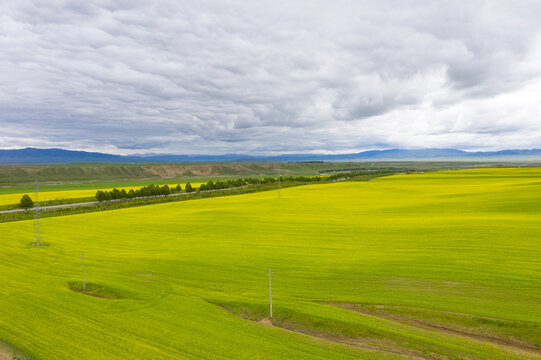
82,253,85,290
32,180,41,246
277,171,281,198
269,268,272,318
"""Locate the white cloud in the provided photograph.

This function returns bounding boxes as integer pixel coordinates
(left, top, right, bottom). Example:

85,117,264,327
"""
1,0,541,155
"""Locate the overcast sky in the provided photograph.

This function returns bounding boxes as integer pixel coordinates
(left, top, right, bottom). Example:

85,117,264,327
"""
1,0,541,155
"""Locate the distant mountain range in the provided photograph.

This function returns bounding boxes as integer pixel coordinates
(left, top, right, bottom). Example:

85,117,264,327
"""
1,147,541,164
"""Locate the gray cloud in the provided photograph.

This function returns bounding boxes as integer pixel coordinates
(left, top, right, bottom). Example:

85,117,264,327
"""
1,0,541,155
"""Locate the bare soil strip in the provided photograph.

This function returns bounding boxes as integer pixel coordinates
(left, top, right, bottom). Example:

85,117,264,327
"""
0,339,34,360
216,304,435,360
0,349,13,360
330,303,541,356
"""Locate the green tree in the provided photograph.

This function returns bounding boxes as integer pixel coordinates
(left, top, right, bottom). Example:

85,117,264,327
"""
111,188,121,200
161,185,171,195
20,194,34,210
185,182,194,192
95,190,107,202
150,185,161,196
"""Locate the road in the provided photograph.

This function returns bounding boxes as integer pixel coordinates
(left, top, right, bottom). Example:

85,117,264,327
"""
0,186,248,215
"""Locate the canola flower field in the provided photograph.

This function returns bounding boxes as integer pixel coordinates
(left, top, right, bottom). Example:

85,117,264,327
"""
0,182,204,206
0,168,540,359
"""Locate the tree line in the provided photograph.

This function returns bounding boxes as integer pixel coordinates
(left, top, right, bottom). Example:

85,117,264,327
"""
198,178,270,191
95,183,193,202
7,179,301,222
198,175,328,191
95,176,325,202
17,171,388,209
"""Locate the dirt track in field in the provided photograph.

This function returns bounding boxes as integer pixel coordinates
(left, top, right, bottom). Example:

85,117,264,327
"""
330,302,541,357
0,349,13,360
0,340,35,360
217,304,435,360
257,317,434,360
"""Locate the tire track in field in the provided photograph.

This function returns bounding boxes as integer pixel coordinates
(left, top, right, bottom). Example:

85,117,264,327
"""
0,348,12,360
0,339,35,360
214,303,435,360
330,302,541,357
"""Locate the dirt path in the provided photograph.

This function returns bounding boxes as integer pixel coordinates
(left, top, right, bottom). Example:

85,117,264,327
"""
217,304,435,360
0,347,14,360
0,200,98,214
0,340,35,360
257,316,434,360
330,303,541,357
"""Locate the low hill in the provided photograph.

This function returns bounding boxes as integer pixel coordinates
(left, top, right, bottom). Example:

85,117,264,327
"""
2,147,541,164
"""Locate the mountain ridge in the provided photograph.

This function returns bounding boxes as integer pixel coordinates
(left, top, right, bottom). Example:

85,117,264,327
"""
1,147,541,164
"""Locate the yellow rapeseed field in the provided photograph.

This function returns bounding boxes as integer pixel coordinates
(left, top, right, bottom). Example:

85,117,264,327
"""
0,183,203,206
0,168,539,359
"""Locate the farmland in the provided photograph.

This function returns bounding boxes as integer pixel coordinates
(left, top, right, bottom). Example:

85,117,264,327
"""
2,160,536,187
0,162,382,186
0,168,540,359
0,182,204,207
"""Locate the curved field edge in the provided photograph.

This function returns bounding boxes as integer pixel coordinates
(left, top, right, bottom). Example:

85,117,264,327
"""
209,299,539,360
329,302,541,351
0,168,539,359
0,338,35,360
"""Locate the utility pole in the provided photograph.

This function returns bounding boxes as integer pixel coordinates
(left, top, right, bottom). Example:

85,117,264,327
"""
33,180,41,246
269,268,273,318
82,252,85,290
277,171,281,199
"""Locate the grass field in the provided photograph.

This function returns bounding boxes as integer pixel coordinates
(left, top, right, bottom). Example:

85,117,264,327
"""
0,168,540,359
2,161,537,187
0,162,379,186
0,178,232,195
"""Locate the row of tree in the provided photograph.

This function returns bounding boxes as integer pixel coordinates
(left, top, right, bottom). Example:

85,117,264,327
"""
94,176,325,202
17,171,384,210
198,179,247,191
95,183,193,202
276,175,323,182
327,170,382,181
19,172,378,209
198,175,326,191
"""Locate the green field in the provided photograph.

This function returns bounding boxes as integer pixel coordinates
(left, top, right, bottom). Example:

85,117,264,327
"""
0,168,540,359
0,178,229,196
2,160,536,188
0,162,369,186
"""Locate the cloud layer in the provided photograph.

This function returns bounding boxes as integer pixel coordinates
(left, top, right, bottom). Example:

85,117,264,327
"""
1,0,541,154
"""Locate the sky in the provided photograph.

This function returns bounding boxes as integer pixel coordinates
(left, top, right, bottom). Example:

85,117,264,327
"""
1,0,541,155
